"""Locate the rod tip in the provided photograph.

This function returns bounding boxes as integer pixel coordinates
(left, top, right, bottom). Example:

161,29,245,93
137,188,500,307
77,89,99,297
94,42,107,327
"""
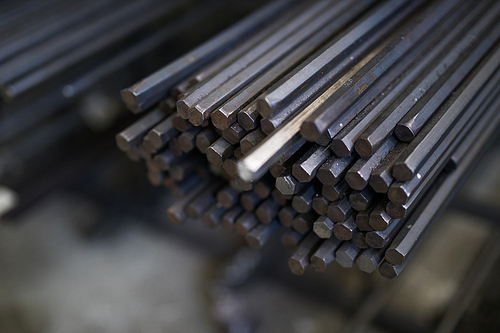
394,124,415,142
355,138,374,158
166,208,184,226
300,120,322,141
365,232,384,249
310,255,327,272
356,255,377,274
392,162,414,182
260,118,276,135
292,164,313,183
385,202,406,219
330,139,352,157
256,95,275,118
275,174,302,195
236,160,255,182
235,222,249,236
120,88,141,114
188,104,207,126
369,214,391,231
333,223,354,241
385,248,405,266
202,215,218,229
115,133,134,152
378,260,401,279
388,185,410,206
288,257,307,275
206,144,225,167
211,108,231,130
245,234,264,249
176,99,191,119
369,174,391,193
238,111,258,131
335,244,358,268
146,130,163,150
313,219,334,239
327,206,346,223
345,170,368,191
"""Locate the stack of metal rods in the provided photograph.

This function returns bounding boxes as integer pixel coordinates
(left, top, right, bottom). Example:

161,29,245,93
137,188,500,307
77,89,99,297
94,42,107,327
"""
117,0,500,278
0,0,260,187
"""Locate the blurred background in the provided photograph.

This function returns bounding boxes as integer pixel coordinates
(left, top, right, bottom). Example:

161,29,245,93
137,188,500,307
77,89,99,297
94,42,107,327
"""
0,0,499,332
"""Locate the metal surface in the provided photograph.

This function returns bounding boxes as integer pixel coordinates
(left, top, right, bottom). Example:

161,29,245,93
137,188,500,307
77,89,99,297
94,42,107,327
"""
115,0,500,281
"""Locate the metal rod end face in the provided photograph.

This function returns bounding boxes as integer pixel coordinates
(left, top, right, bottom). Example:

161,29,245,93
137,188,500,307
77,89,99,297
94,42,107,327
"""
313,216,334,239
300,120,322,141
385,248,405,266
335,242,360,268
378,260,401,279
356,255,378,274
345,171,368,191
120,88,141,114
310,255,328,272
333,223,354,241
392,162,414,182
394,124,415,142
355,138,374,158
369,173,392,193
256,95,275,118
288,257,308,275
388,186,410,206
116,133,131,152
330,139,352,157
188,104,207,126
237,160,258,182
245,235,264,249
166,208,184,226
176,99,190,119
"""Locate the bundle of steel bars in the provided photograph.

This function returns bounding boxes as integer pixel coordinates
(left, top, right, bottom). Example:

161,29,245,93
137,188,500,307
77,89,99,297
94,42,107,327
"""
0,0,259,189
117,0,500,278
